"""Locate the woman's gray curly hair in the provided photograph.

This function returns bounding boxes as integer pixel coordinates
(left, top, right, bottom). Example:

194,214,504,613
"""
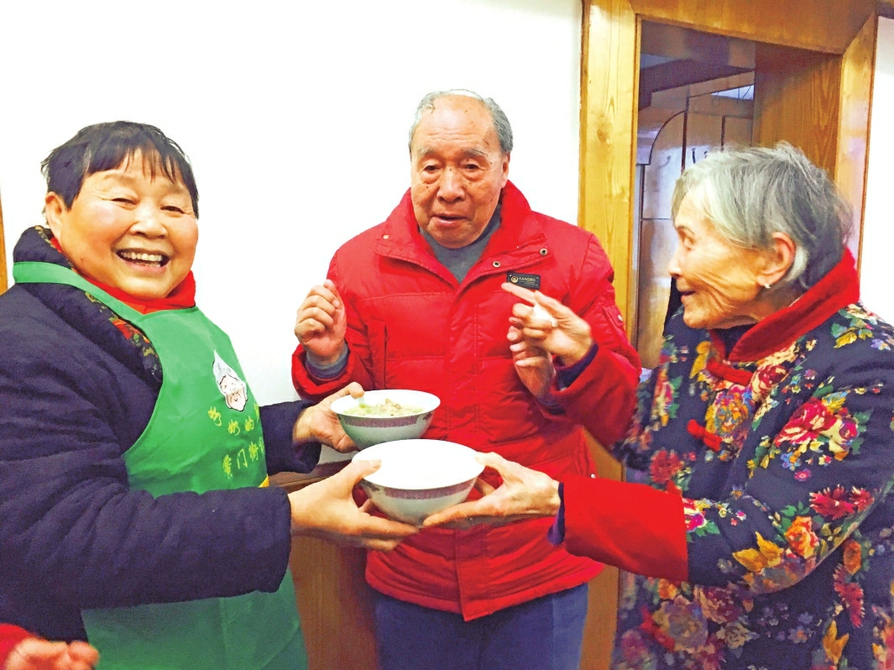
671,142,852,293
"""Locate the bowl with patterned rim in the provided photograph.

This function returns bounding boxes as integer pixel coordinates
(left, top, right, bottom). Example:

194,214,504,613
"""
331,389,440,449
351,439,484,526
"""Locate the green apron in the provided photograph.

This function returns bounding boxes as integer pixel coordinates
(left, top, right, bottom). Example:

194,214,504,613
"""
14,262,307,670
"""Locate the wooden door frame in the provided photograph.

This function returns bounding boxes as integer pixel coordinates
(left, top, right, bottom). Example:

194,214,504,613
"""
0,189,6,294
579,0,878,325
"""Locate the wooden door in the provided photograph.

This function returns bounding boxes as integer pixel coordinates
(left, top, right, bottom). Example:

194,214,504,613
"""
0,192,7,294
580,0,876,324
634,77,754,367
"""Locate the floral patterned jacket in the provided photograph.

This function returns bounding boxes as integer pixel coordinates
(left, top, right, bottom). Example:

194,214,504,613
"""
561,252,894,669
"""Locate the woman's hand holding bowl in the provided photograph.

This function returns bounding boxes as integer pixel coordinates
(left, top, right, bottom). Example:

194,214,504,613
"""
422,452,561,530
288,458,418,551
293,382,365,453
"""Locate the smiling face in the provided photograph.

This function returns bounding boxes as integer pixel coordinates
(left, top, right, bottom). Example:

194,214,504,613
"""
45,153,198,300
219,373,247,412
668,192,775,330
409,95,509,249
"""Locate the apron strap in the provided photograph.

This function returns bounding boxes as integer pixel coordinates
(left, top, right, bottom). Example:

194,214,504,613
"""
14,261,142,321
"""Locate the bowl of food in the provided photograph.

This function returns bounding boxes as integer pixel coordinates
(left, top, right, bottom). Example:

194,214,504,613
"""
352,439,484,526
330,389,440,449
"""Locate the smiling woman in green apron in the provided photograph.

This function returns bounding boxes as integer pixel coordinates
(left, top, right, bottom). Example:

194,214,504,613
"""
0,121,418,670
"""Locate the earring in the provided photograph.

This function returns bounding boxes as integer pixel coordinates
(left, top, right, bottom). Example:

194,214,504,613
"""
763,283,773,290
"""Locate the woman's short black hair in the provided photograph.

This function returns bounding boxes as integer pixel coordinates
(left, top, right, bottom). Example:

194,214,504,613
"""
41,121,199,217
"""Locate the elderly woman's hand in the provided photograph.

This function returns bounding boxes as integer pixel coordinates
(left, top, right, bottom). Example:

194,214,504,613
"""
501,283,593,366
288,459,418,551
6,637,99,670
422,452,561,530
292,382,364,453
506,326,555,400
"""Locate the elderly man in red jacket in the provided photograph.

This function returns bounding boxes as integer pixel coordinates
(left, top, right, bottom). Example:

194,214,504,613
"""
291,89,641,670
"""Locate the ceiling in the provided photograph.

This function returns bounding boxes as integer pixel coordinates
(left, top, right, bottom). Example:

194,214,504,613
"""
639,22,756,109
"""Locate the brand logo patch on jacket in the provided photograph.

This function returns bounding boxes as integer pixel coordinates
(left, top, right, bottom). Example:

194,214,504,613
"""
506,272,541,290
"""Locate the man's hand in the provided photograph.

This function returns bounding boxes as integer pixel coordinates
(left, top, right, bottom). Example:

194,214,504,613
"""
289,459,419,551
294,279,348,364
293,383,364,453
422,452,561,529
7,638,99,670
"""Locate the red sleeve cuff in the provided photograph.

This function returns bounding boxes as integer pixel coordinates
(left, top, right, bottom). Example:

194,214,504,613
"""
562,474,688,582
553,347,639,448
0,624,34,667
290,348,353,401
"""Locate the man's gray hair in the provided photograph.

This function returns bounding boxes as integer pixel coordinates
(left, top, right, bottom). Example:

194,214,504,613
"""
671,143,851,293
408,89,513,155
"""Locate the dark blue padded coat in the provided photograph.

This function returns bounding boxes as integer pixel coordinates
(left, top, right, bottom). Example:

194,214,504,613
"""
0,226,318,642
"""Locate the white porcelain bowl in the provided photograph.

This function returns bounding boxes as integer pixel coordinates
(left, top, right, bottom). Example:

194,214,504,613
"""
352,439,484,526
331,389,440,449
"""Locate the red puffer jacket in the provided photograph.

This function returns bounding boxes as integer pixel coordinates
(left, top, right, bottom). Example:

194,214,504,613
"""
292,182,640,620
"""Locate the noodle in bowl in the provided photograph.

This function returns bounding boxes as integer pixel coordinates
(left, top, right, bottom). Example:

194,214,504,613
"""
331,389,440,448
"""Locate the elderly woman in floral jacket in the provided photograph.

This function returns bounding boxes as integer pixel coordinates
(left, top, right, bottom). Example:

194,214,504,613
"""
426,143,894,669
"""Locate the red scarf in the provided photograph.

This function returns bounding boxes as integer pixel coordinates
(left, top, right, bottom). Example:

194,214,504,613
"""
727,249,860,362
51,239,196,313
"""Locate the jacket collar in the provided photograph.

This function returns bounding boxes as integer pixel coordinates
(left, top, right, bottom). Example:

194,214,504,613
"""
376,180,543,263
80,272,197,314
723,249,860,362
12,226,166,385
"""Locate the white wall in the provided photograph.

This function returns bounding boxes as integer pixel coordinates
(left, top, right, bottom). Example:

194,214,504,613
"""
862,17,894,322
0,0,582,408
